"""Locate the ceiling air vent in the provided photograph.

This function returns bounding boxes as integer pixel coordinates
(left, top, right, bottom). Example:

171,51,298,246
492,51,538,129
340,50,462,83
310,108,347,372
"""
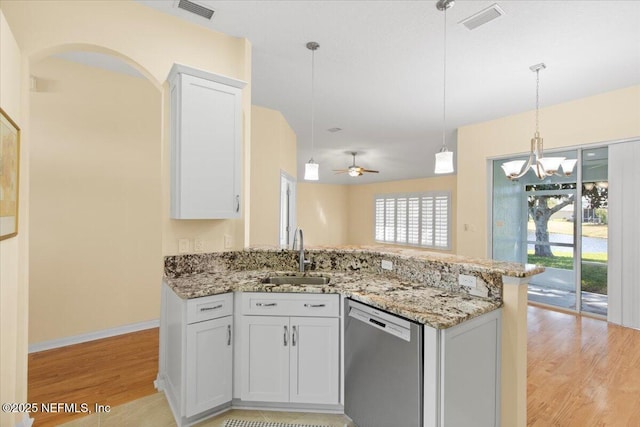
177,0,215,20
459,3,505,30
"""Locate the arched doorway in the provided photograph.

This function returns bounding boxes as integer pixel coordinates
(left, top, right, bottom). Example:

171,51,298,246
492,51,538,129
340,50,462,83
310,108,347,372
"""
28,46,163,347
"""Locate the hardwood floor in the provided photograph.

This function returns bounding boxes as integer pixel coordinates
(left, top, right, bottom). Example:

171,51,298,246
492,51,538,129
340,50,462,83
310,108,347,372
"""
27,328,158,427
527,305,640,426
28,308,640,426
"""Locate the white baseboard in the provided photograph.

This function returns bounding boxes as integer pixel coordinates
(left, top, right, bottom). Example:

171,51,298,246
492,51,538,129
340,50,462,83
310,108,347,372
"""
28,319,159,353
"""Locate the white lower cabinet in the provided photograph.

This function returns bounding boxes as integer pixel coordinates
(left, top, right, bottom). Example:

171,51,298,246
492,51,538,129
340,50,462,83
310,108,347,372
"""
158,286,501,427
423,308,502,427
240,316,290,402
186,316,233,416
290,317,339,404
239,293,340,406
157,284,234,426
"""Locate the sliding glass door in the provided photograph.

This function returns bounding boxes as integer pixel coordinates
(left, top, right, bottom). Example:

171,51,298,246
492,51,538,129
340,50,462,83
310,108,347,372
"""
492,147,608,316
579,147,608,315
526,184,577,310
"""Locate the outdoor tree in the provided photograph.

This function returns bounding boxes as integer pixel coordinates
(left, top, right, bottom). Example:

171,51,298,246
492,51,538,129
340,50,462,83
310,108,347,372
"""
528,184,574,257
582,184,608,209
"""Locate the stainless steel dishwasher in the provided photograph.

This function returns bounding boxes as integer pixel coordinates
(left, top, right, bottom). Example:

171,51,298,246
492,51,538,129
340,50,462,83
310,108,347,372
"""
344,298,423,427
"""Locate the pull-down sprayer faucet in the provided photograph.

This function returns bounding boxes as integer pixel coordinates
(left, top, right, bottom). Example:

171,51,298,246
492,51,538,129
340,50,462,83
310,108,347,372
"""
292,228,310,272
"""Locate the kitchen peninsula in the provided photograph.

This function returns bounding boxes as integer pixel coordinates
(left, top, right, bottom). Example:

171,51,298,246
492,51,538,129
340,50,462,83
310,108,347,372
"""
156,246,542,427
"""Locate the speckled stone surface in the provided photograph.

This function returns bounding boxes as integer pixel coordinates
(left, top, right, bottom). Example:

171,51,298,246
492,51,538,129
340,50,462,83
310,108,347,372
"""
164,270,501,329
164,247,542,298
164,246,543,328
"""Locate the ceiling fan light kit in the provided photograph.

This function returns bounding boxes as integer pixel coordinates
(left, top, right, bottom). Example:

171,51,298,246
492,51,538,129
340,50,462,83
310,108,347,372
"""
333,152,379,177
304,41,320,181
434,0,455,175
501,63,577,181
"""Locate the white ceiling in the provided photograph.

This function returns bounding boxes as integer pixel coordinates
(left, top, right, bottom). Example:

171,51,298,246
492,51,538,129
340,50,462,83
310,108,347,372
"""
127,1,640,184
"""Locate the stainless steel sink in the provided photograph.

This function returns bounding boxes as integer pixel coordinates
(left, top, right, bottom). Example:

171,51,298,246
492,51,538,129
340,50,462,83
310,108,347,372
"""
261,274,331,286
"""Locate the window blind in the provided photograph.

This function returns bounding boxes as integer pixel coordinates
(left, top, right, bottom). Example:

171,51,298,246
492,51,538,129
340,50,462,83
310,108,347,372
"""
374,191,451,249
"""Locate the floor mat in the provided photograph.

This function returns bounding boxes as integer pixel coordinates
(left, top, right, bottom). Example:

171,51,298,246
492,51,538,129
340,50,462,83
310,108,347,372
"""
222,420,330,427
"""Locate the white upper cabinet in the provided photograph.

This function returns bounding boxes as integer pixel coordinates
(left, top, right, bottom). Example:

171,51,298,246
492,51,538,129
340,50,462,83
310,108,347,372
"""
168,64,245,219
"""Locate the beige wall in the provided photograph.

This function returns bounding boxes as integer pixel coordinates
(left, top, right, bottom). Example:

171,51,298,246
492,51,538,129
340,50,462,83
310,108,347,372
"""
0,9,29,427
249,105,297,246
1,0,252,258
28,58,162,344
346,176,458,253
0,0,251,413
457,85,640,425
297,183,350,246
457,85,640,258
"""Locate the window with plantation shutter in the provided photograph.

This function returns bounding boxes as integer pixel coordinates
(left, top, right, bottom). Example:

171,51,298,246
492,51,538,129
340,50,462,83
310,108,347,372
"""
374,191,451,250
375,198,385,241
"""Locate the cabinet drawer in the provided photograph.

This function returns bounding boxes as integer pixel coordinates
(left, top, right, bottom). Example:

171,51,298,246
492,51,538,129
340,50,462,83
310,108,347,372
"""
187,293,233,324
241,293,339,317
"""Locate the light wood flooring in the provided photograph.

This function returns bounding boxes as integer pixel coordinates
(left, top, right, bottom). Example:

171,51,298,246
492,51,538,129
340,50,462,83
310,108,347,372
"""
27,328,159,427
27,307,640,426
527,305,640,426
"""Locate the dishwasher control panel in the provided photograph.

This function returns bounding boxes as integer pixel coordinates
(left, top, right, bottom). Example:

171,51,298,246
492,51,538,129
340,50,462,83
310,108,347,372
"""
347,299,412,342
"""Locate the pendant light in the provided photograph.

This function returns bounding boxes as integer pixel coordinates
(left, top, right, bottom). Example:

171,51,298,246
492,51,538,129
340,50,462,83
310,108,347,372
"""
434,0,455,174
501,63,577,180
304,41,320,181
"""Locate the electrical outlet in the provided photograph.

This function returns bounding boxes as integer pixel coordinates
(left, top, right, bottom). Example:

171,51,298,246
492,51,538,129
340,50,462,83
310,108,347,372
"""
178,239,190,254
381,260,393,270
458,274,477,289
194,238,204,252
469,287,489,298
224,235,233,249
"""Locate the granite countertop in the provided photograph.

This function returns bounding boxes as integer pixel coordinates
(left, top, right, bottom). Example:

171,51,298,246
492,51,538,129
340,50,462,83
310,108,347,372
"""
164,270,502,329
243,244,544,278
296,245,544,278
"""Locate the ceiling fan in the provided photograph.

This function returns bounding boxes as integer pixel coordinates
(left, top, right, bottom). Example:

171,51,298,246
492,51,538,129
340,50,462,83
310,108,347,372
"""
333,152,379,177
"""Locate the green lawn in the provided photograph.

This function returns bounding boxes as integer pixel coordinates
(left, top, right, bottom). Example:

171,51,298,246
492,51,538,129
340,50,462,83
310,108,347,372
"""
527,251,607,295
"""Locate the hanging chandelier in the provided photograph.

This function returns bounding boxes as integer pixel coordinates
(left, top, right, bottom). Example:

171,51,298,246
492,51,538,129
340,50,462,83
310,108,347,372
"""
303,41,320,181
501,63,577,180
434,0,455,174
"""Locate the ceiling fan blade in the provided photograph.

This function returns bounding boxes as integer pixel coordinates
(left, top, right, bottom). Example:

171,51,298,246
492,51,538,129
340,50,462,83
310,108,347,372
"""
333,170,349,174
362,169,380,173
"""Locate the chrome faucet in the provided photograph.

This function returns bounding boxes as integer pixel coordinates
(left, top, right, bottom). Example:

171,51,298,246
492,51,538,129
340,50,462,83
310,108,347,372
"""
292,227,310,272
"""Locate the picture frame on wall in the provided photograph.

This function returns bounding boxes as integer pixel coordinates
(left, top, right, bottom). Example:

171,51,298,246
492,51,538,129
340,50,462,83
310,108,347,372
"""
0,107,20,241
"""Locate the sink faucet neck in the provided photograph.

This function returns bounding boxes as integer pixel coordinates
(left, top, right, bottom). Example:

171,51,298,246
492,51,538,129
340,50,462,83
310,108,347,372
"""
292,228,308,272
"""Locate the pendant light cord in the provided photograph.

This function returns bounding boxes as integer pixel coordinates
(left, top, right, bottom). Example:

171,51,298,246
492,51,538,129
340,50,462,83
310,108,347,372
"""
535,67,540,136
311,47,316,160
442,7,447,149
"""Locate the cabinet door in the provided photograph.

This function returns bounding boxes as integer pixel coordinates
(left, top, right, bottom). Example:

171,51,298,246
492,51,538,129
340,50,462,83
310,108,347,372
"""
186,316,233,416
240,316,290,402
290,317,340,404
171,73,241,219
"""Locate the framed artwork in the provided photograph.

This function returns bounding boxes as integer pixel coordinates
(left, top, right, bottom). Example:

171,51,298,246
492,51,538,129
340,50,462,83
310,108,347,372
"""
0,108,20,241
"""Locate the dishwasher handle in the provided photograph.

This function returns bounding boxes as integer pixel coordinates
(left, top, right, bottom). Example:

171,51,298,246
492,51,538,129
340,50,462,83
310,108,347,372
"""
369,317,386,328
